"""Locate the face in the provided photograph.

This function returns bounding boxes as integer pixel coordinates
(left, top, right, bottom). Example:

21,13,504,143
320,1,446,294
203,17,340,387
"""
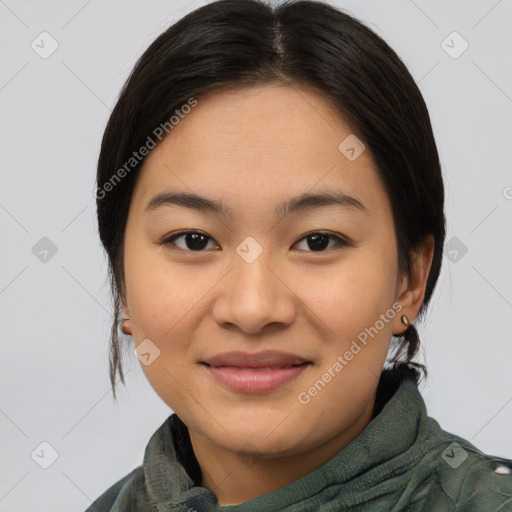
121,83,412,459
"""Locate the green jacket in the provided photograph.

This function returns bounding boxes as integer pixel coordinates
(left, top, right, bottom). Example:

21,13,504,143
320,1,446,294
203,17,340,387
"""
85,375,512,511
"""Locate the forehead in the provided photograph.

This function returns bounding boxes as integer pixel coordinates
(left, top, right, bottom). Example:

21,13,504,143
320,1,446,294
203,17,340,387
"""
131,84,387,217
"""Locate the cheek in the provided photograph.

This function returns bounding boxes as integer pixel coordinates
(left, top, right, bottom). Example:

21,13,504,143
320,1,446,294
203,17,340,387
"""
125,247,207,339
125,253,206,403
124,249,220,400
299,255,397,341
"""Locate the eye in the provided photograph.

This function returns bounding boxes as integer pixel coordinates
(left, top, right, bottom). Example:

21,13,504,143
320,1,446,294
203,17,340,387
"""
162,231,219,252
161,230,350,253
292,231,350,252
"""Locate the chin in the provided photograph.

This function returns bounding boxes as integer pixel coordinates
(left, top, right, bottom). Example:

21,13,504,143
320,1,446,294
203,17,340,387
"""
198,404,313,454
215,425,307,458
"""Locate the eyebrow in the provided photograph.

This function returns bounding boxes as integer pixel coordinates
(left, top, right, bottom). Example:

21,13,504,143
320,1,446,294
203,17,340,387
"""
145,189,369,219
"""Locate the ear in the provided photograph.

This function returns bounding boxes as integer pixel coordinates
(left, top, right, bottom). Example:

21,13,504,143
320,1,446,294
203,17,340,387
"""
394,235,435,335
120,295,132,334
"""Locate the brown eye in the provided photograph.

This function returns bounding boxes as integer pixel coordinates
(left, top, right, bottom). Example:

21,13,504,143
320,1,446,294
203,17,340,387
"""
162,231,219,252
293,232,350,252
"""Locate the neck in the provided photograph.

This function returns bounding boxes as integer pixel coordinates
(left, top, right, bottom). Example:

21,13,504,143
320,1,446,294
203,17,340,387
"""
188,396,376,506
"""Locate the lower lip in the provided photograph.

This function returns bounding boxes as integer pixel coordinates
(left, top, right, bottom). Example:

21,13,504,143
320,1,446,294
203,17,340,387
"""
202,363,311,393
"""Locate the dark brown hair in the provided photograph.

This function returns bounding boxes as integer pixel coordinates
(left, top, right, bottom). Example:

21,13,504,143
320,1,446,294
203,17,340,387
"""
96,0,446,401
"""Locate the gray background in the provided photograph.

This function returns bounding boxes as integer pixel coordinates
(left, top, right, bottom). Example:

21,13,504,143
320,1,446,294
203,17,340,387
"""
1,0,511,510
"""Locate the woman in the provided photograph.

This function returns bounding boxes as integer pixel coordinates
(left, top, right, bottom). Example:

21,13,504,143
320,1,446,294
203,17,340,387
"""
88,0,512,510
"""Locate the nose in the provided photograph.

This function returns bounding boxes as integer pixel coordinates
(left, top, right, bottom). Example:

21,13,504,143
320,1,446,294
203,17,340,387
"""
211,247,296,335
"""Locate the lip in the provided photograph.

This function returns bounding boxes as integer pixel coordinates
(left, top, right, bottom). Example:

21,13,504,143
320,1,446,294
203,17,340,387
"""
200,350,312,393
202,350,309,368
203,365,311,393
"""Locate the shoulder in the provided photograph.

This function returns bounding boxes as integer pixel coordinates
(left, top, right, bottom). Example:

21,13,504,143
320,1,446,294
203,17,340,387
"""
421,417,512,511
85,465,150,512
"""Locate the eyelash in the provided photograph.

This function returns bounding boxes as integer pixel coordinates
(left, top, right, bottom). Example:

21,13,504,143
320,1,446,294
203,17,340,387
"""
160,230,351,253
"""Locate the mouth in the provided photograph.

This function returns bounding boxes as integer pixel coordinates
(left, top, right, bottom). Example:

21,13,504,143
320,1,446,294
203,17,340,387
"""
200,350,313,393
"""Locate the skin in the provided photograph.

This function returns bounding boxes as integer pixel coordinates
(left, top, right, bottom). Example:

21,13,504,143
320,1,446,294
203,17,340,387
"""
120,83,434,506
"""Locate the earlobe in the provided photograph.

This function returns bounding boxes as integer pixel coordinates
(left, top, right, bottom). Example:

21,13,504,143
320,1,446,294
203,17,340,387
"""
392,311,411,336
121,319,132,336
